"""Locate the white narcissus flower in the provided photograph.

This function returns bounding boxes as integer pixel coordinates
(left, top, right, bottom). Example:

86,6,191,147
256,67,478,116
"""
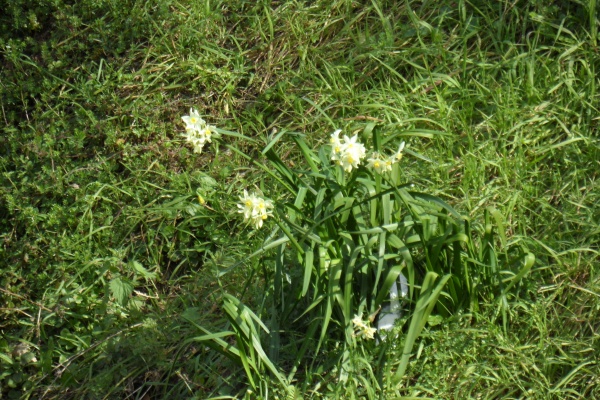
352,313,376,340
251,197,274,229
329,129,406,174
182,131,206,154
329,129,343,164
352,314,367,329
182,108,205,131
237,190,274,229
181,108,218,154
367,152,391,174
330,133,366,172
237,190,257,219
200,125,215,143
339,135,366,172
392,141,406,162
329,129,342,146
362,325,377,340
384,157,393,170
329,130,366,172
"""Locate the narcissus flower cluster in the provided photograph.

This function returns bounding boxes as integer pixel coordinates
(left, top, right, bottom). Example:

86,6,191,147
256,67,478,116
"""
179,108,409,230
237,190,274,229
352,314,377,340
329,129,405,174
329,129,367,172
181,108,216,154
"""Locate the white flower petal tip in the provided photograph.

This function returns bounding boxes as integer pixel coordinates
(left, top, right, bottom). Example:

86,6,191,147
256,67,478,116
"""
392,141,406,162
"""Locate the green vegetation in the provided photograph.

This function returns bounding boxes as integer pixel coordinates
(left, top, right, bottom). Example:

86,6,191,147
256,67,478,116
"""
1,0,598,398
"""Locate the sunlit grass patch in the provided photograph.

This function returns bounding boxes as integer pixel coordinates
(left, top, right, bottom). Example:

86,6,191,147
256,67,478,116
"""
1,0,599,398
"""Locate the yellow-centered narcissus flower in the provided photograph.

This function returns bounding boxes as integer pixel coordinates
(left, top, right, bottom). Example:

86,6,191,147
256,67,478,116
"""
367,152,392,174
237,190,257,220
392,141,406,162
329,129,343,164
181,108,217,154
339,134,366,172
237,190,274,229
182,108,205,131
352,314,376,340
329,130,366,172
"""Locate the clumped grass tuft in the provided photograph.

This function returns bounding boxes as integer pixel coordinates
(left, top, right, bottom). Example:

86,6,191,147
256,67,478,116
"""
1,0,599,398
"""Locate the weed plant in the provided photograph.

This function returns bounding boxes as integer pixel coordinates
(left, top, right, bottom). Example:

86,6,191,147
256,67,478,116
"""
1,0,599,399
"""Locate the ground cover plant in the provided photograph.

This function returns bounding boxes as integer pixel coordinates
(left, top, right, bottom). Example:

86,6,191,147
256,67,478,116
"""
1,0,599,399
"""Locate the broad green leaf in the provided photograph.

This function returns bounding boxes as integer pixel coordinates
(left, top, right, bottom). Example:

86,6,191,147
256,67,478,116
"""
302,243,315,297
394,272,451,383
130,260,157,279
0,353,13,365
374,263,404,308
109,277,134,306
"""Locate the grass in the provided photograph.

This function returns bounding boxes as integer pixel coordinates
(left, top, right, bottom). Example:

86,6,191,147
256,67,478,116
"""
1,0,599,398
